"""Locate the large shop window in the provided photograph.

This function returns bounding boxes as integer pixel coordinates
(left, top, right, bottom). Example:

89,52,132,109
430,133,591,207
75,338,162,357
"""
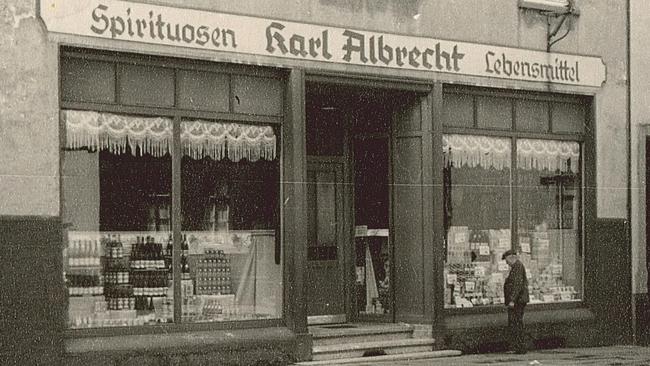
443,134,582,308
62,110,281,328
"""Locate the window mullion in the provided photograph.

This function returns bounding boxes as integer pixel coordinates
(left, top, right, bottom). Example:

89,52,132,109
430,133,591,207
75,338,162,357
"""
172,115,182,323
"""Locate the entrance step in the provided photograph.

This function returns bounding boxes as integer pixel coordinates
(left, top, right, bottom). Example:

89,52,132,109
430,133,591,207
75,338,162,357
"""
309,323,414,347
295,350,462,365
311,338,437,361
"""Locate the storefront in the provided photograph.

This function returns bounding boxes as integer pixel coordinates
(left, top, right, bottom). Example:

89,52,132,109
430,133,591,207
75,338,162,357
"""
1,0,632,364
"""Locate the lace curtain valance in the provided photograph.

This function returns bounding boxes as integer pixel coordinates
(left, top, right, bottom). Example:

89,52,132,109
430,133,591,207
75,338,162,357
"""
442,134,580,173
63,110,276,162
517,138,580,173
443,134,511,170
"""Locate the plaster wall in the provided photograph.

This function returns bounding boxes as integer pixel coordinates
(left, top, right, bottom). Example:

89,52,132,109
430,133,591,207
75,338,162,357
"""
0,1,59,217
631,0,649,295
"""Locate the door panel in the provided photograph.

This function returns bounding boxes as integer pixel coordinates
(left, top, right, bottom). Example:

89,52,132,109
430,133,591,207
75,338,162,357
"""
306,159,346,320
391,94,434,322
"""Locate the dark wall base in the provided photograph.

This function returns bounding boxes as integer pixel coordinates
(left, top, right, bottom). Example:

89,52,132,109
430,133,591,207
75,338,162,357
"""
443,309,598,353
585,218,633,345
64,327,301,366
0,216,65,366
635,293,650,345
65,345,295,366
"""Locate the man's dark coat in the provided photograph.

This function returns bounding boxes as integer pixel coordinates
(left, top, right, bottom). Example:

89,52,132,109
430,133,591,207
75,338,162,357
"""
504,260,529,305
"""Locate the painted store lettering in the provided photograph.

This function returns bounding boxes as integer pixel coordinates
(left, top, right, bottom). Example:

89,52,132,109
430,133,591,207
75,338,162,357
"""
342,30,464,71
265,22,332,60
90,4,237,49
484,51,579,82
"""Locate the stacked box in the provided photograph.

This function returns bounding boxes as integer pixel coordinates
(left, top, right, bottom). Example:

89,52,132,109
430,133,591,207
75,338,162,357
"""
447,226,469,264
489,229,511,271
469,230,491,262
531,233,551,270
193,249,233,295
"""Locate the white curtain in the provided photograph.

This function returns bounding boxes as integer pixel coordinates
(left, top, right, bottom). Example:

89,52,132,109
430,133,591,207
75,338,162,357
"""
443,134,580,173
63,110,276,161
517,139,580,173
443,134,511,170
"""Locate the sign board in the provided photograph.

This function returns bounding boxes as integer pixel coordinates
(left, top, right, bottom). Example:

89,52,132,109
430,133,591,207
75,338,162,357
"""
41,0,606,87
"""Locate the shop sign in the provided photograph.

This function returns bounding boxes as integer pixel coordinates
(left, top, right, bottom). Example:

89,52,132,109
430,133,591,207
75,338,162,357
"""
40,0,606,87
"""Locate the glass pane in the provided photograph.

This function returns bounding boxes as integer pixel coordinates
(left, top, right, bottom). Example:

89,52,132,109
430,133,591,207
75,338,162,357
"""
181,119,281,322
443,135,512,308
517,139,582,303
354,138,390,316
62,112,173,328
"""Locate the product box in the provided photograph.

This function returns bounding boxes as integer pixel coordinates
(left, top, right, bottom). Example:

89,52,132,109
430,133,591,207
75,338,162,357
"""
447,226,469,264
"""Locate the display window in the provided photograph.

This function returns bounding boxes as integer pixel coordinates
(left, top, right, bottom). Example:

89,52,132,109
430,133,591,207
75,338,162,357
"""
443,134,513,308
61,110,281,328
180,119,281,322
516,139,582,304
443,133,583,308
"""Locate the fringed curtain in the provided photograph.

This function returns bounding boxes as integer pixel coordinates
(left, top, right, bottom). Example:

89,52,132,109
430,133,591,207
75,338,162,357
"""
63,110,276,161
442,134,580,173
443,134,511,170
517,138,580,173
65,110,172,157
181,120,276,162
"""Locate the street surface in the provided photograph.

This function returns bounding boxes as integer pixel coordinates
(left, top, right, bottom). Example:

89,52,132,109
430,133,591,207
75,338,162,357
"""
350,346,650,366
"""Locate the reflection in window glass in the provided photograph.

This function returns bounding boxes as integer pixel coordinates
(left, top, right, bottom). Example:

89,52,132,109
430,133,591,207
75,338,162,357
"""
517,139,582,303
180,120,281,322
443,135,512,308
62,110,173,328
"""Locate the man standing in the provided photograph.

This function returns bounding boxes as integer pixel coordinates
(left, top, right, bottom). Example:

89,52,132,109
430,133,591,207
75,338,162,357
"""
502,249,529,354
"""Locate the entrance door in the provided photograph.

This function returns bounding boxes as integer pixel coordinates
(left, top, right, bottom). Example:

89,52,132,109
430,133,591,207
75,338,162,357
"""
306,157,347,324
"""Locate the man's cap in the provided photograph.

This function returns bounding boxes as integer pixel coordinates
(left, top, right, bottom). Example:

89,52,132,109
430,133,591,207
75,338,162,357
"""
501,249,517,260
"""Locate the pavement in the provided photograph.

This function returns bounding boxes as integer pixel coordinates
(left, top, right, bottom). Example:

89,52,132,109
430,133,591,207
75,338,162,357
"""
342,346,650,366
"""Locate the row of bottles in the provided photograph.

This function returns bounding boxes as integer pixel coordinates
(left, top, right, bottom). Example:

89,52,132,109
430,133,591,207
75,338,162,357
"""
105,234,125,259
131,236,166,269
132,272,168,297
68,239,102,266
67,272,103,296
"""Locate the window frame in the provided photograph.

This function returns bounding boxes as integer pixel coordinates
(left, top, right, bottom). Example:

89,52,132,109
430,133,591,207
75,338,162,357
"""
441,86,589,313
59,48,286,338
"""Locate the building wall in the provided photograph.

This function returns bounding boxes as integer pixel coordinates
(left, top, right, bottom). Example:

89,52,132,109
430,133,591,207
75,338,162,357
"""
631,0,650,344
0,0,631,363
631,0,649,297
0,1,59,217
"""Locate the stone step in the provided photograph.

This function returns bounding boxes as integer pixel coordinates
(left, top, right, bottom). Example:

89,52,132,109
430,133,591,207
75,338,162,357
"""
311,338,437,361
309,323,414,347
295,350,462,365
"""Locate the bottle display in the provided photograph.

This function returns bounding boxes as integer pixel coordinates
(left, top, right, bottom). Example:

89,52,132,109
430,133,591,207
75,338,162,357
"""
65,230,281,328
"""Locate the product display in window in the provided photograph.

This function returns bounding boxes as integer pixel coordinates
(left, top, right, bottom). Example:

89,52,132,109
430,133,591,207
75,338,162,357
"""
444,227,510,308
517,139,582,303
178,231,281,322
65,232,173,328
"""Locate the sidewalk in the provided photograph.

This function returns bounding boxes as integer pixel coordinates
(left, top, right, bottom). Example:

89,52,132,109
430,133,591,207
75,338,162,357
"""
341,346,650,366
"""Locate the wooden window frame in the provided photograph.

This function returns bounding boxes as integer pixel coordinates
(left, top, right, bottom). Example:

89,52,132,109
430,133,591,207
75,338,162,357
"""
59,47,286,338
440,85,590,314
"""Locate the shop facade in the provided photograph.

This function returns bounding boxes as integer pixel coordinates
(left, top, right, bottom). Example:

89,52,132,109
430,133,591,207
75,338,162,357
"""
1,0,632,364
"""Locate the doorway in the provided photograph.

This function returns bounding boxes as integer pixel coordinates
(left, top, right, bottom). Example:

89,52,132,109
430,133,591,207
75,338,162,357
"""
305,83,393,324
305,81,432,324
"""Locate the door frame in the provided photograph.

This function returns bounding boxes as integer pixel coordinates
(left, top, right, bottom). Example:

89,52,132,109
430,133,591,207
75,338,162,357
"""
305,155,352,324
351,133,395,323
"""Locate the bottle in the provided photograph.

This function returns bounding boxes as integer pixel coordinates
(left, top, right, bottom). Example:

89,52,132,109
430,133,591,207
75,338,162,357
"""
166,234,173,258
